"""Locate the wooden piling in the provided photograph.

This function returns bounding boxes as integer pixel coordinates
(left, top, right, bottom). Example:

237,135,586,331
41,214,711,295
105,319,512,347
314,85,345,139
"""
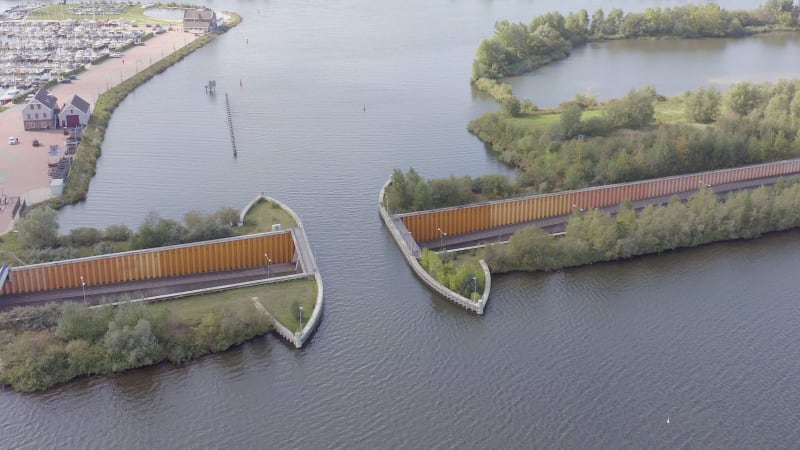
225,93,237,157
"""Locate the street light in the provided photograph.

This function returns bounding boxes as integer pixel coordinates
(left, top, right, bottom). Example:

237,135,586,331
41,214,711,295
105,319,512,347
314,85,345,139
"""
299,306,304,330
265,252,272,279
471,275,477,294
436,227,447,252
80,275,86,303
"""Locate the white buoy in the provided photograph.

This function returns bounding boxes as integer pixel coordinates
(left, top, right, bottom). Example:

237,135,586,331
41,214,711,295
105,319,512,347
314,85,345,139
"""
667,417,670,424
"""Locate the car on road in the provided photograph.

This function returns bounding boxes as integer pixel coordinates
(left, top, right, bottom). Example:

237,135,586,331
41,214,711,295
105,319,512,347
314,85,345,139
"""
32,139,40,147
8,137,18,145
110,52,123,58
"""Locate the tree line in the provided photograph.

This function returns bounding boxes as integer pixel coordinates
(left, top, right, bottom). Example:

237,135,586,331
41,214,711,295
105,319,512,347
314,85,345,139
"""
468,79,800,194
384,168,517,214
472,2,798,82
0,301,271,392
10,206,240,264
483,179,800,272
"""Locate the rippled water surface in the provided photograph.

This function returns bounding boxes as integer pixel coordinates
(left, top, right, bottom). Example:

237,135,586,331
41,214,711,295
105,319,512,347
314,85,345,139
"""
3,0,800,448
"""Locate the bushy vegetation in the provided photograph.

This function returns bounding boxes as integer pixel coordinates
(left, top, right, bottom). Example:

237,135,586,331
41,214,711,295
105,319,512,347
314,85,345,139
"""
485,179,800,272
472,2,797,82
0,301,272,392
468,79,800,194
9,206,241,264
419,249,484,300
384,168,516,214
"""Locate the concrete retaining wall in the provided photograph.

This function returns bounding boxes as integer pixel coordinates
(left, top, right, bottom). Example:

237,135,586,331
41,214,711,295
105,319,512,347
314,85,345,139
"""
241,193,324,348
380,180,491,315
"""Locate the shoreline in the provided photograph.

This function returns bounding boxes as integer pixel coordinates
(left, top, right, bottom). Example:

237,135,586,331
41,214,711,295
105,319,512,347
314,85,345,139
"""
0,12,241,233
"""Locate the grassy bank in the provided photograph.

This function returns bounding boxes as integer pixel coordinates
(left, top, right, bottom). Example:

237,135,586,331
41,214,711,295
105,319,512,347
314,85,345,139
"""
0,278,316,393
237,199,297,236
51,21,238,209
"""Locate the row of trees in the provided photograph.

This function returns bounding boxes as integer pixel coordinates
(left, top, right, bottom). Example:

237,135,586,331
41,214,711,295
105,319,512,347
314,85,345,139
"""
472,2,797,81
12,206,240,264
468,80,800,194
0,301,272,392
485,179,800,272
384,168,516,214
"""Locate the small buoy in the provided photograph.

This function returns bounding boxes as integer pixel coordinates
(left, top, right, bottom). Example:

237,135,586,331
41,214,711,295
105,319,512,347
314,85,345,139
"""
363,104,366,112
240,79,242,87
666,417,670,424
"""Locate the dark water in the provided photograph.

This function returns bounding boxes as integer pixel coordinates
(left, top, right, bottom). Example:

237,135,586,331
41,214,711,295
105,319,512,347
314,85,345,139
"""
4,0,800,448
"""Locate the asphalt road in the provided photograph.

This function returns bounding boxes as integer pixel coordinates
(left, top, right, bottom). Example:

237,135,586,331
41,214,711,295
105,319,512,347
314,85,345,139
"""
0,262,298,310
417,175,790,251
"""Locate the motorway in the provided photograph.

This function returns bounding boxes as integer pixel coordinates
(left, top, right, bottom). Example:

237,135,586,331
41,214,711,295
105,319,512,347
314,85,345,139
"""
0,262,298,310
416,175,792,252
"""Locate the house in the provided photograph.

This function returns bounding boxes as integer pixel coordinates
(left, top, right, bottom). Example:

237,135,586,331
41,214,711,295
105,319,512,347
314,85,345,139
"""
183,8,218,34
22,89,58,130
58,95,91,129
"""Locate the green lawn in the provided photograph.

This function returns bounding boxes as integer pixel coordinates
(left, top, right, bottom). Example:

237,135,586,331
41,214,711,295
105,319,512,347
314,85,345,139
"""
236,199,298,235
146,278,317,331
506,98,697,133
507,109,604,133
27,5,179,24
654,96,689,124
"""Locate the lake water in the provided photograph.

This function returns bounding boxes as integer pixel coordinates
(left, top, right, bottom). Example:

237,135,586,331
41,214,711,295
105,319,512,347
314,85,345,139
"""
3,0,800,448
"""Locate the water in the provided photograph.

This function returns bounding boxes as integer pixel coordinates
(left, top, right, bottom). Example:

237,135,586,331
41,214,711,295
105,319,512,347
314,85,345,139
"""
3,0,800,448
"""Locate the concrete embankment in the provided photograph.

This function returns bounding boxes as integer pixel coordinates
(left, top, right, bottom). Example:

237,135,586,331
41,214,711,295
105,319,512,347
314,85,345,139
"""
379,180,491,314
240,193,323,348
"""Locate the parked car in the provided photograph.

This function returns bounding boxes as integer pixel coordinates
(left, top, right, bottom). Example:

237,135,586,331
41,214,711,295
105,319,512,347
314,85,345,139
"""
8,137,18,145
32,139,39,147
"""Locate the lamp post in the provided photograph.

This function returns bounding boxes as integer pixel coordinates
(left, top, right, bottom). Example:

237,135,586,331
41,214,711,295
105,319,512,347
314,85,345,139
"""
299,306,304,330
265,252,272,279
471,275,477,294
80,275,86,303
436,227,447,253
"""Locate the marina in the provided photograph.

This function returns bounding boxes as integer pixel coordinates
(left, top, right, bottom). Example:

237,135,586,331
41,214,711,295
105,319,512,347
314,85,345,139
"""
0,3,173,93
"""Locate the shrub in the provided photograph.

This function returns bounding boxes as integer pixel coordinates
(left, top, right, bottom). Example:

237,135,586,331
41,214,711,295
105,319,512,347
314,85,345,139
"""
68,227,103,247
104,224,132,242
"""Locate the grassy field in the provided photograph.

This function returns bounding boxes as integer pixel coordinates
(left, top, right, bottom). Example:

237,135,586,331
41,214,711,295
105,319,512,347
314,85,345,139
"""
505,97,694,133
28,5,179,24
236,199,298,235
146,278,317,331
507,109,604,133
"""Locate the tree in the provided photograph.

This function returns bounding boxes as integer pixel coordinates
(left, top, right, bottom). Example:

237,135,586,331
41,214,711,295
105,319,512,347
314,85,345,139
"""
17,207,59,249
104,318,162,372
686,86,721,123
605,86,656,129
559,104,584,139
68,227,103,247
725,82,764,116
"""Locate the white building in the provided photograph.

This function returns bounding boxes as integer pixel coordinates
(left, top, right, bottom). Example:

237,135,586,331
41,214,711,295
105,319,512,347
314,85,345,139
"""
58,95,91,129
22,89,58,130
